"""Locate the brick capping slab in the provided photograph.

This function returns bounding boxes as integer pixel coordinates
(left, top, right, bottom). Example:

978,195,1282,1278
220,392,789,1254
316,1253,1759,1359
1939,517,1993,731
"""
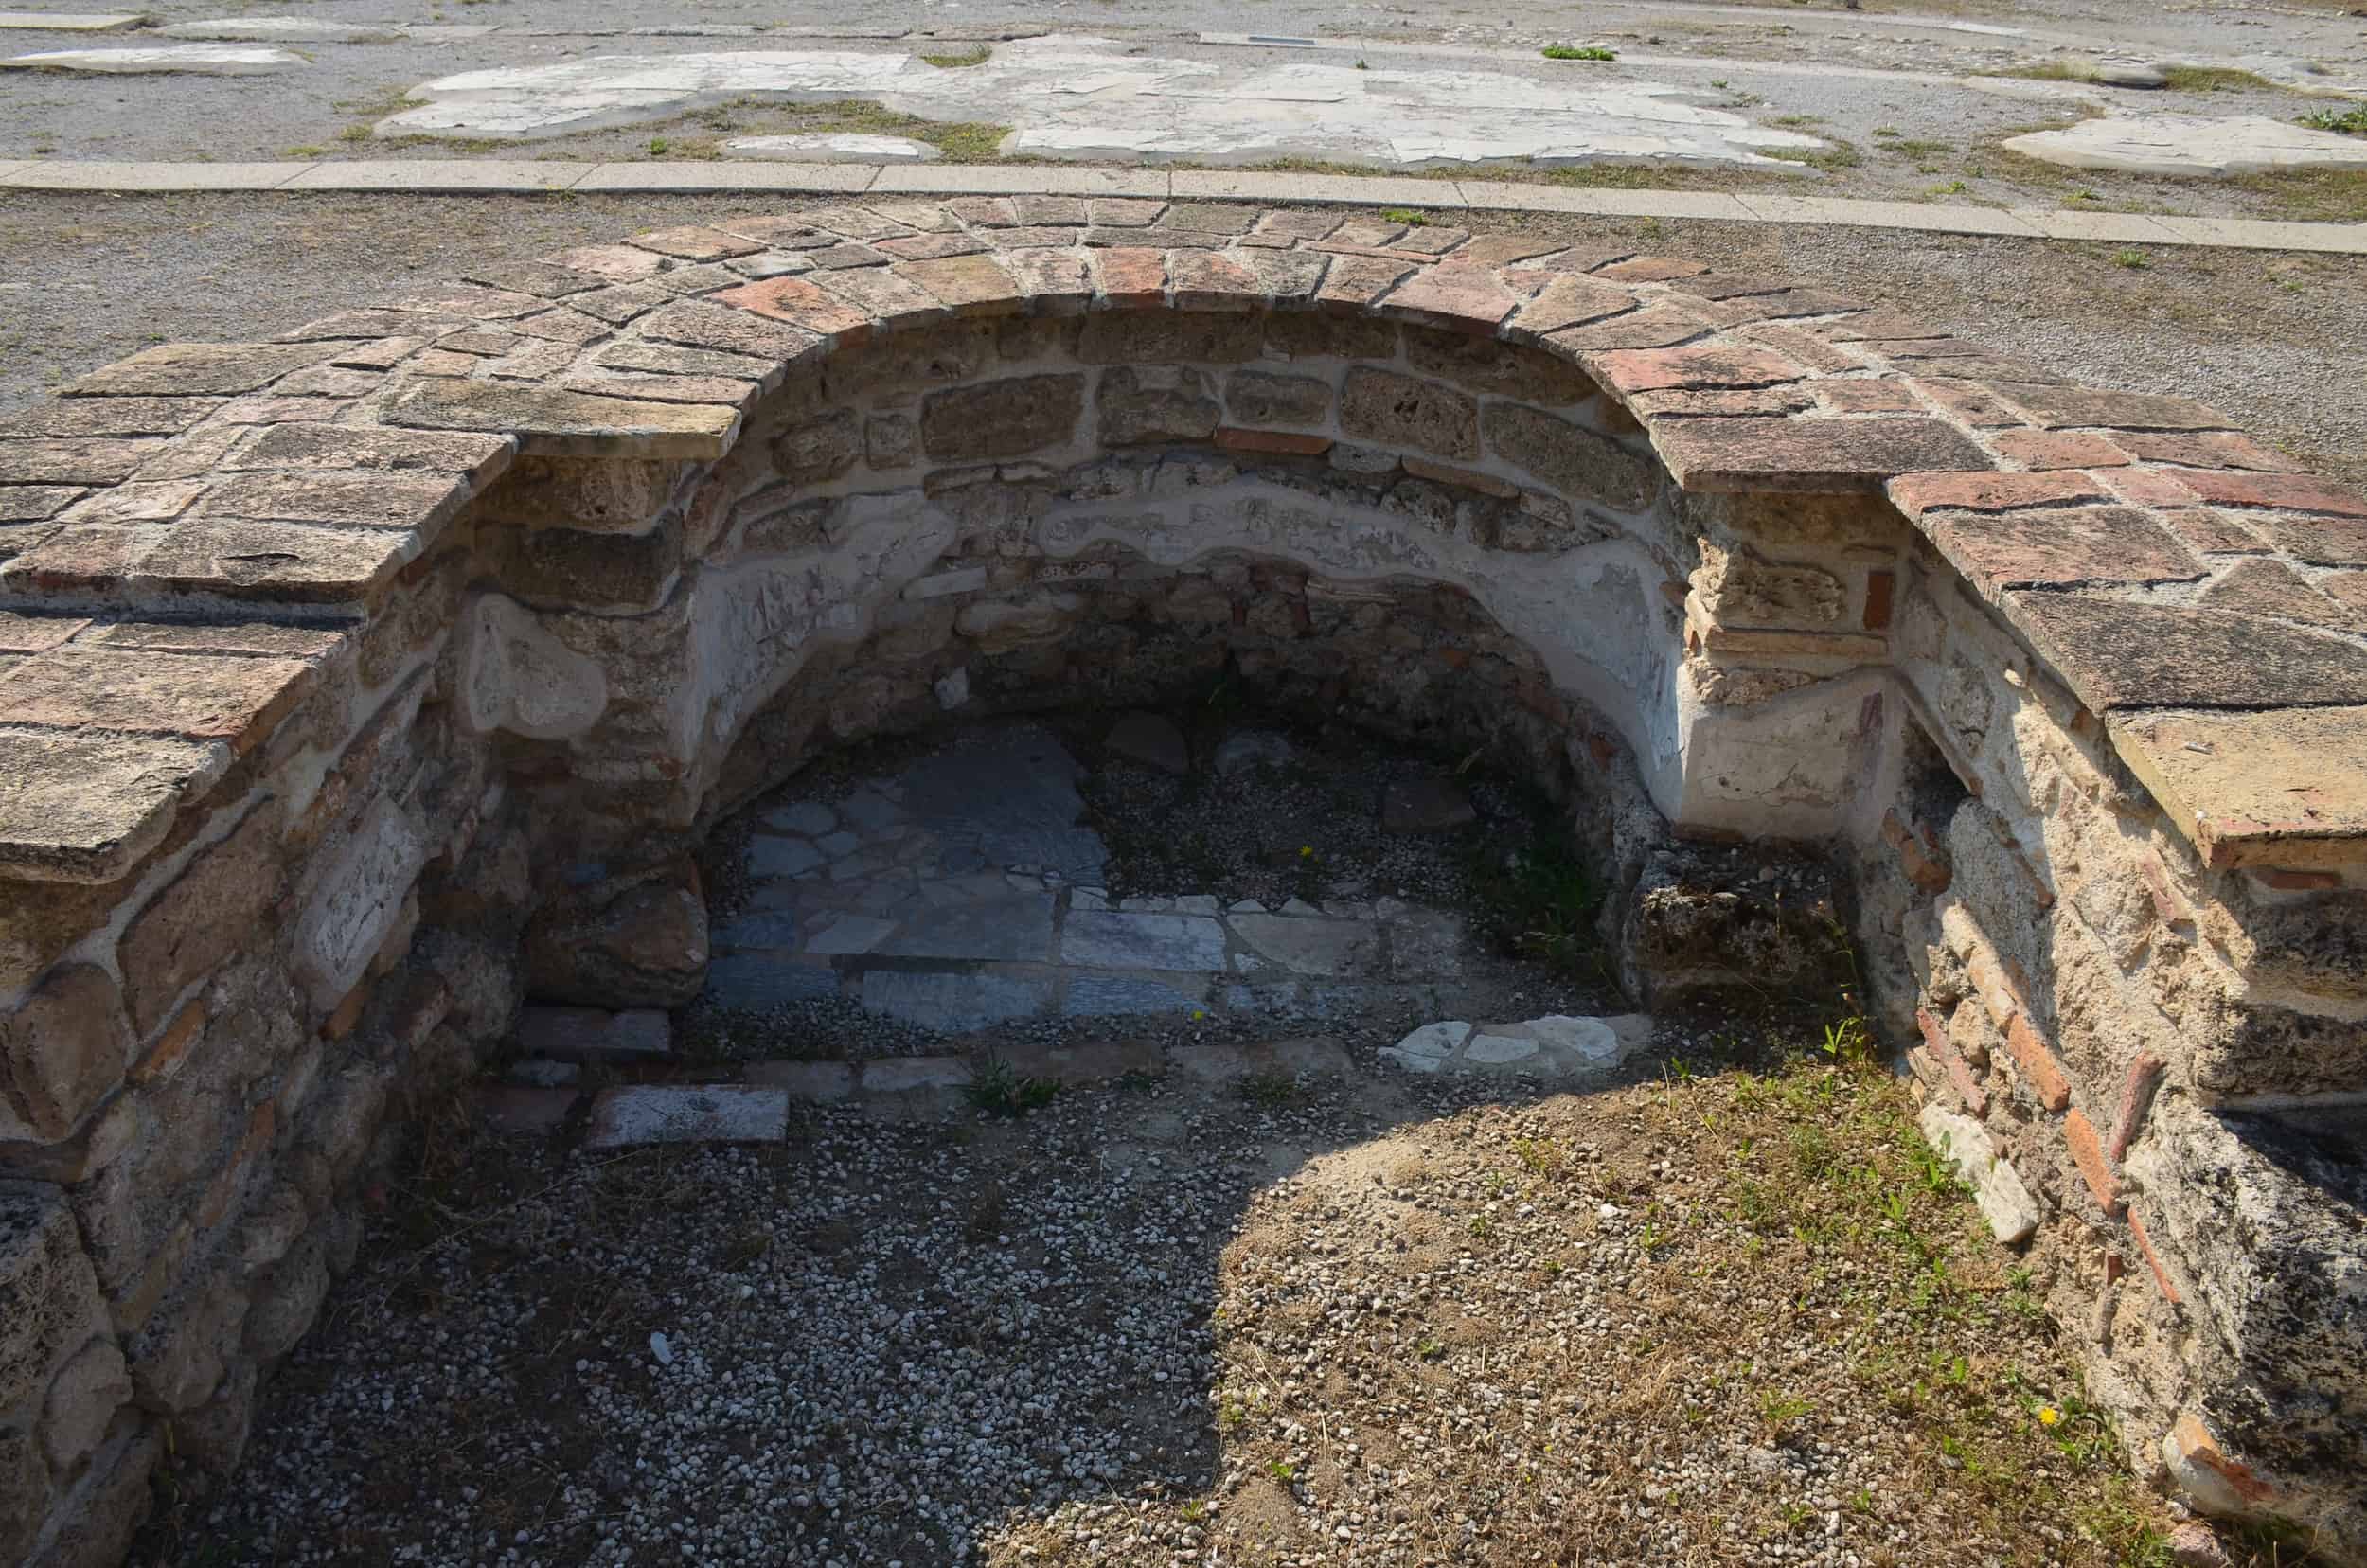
1,199,2365,883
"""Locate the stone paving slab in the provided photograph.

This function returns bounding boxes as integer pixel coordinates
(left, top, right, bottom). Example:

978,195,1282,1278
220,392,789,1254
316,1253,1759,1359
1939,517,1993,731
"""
280,161,592,192
584,1084,790,1148
1734,194,2046,238
1,160,308,190
869,163,1169,197
2011,208,2188,243
0,12,138,29
0,160,2361,254
1173,170,1466,209
2,42,299,73
570,161,877,193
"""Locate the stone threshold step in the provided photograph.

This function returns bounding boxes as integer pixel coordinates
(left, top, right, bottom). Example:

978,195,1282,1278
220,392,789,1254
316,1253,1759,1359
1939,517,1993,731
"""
476,1036,1361,1142
1,159,2358,253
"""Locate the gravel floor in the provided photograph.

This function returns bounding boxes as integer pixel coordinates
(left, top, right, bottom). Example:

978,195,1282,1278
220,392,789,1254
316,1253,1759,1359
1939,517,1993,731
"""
137,1025,2207,1568
2,192,2358,488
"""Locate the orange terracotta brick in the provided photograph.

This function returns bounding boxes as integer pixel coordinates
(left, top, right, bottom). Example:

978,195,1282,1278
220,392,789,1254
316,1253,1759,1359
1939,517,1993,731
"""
2129,1209,2182,1306
130,998,206,1087
2063,1106,2122,1216
2005,1013,2072,1112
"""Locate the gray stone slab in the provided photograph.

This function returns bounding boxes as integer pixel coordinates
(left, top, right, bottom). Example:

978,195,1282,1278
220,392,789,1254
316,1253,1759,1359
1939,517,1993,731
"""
1228,912,1381,977
2011,207,2185,243
747,835,826,880
1060,909,1227,970
0,160,306,190
713,910,800,951
514,1006,671,1061
160,18,404,42
871,163,1169,196
1063,973,1206,1017
1732,194,2047,237
861,1056,974,1092
765,801,836,836
726,133,939,163
584,1084,790,1148
3,42,298,71
1172,1036,1353,1081
703,953,842,1009
280,161,591,192
744,1059,855,1101
877,892,1056,962
1172,169,1456,207
573,161,879,192
1380,1020,1470,1074
802,913,898,956
896,724,1106,882
0,12,140,30
475,1086,578,1134
1457,180,1757,220
2003,114,2367,177
997,1036,1166,1082
859,969,1051,1031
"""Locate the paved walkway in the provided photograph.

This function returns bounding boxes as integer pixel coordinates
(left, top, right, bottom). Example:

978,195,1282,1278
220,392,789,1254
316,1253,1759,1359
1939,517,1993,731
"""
4,157,2359,251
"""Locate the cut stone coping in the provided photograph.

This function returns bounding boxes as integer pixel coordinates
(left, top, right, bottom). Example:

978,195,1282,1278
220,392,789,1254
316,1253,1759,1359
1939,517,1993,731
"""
4,195,2367,895
0,43,302,73
0,160,2362,254
1382,1014,1652,1077
0,11,140,29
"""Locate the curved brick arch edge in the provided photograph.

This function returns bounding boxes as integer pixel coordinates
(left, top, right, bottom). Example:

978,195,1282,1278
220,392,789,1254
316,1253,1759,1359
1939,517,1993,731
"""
0,199,2362,1564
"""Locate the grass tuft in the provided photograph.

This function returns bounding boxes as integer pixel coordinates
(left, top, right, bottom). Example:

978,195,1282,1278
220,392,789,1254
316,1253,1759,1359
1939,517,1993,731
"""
1541,44,1617,62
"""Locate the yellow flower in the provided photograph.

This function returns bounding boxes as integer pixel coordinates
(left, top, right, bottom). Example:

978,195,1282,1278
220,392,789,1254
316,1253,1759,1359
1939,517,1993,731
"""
2038,1406,2061,1427
1300,845,1314,858
1192,1009,1206,1021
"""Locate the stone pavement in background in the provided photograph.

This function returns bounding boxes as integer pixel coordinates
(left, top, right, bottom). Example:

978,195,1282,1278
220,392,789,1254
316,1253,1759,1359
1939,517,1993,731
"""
703,722,1493,1032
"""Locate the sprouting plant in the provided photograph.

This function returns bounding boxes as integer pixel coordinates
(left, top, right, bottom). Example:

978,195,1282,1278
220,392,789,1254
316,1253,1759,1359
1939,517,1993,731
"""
965,1054,1059,1116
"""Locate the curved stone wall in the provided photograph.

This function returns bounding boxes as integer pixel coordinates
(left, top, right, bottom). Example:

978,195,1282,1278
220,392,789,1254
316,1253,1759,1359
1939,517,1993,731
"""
1,198,2362,1563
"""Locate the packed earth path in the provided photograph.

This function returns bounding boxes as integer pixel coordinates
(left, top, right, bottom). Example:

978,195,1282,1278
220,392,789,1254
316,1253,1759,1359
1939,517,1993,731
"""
141,716,2206,1568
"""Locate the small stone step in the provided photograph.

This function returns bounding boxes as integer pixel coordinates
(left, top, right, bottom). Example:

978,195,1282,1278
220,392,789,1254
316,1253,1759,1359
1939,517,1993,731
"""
584,1085,790,1149
514,1006,671,1062
474,1086,579,1135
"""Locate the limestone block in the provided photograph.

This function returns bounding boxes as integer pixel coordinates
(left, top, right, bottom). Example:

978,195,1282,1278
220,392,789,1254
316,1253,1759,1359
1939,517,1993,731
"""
126,1260,245,1414
954,592,1081,654
241,1235,329,1362
472,454,683,532
116,804,285,1035
0,1432,47,1565
0,1181,107,1418
455,593,610,740
771,408,861,484
1482,402,1656,512
1224,369,1332,428
175,1354,258,1475
1096,366,1219,446
293,798,428,1012
1689,541,1843,628
1916,1103,2042,1244
1339,367,1480,461
41,1334,132,1472
0,963,131,1142
920,373,1084,461
35,1426,160,1568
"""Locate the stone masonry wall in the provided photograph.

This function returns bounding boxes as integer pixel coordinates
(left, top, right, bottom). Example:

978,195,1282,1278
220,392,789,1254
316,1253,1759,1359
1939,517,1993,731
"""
1,199,2362,1563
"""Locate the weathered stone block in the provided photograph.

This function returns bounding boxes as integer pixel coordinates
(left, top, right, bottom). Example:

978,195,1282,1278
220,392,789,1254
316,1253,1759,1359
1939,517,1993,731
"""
1406,327,1593,402
0,1182,107,1419
477,515,685,613
1691,542,1845,628
117,805,285,1035
1482,402,1656,513
1077,311,1262,365
472,454,683,532
523,862,709,1008
292,799,429,1014
42,1334,131,1472
0,964,131,1142
921,374,1084,461
1224,369,1332,428
1339,368,1480,460
1096,366,1220,446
